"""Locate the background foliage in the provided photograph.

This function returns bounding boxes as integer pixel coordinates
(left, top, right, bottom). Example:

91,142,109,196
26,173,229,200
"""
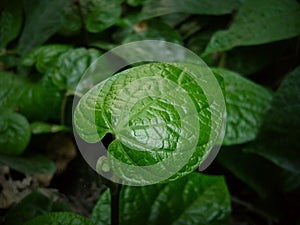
0,0,300,224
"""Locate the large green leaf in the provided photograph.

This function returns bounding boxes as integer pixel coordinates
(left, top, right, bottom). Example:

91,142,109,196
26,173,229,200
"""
74,63,218,184
18,0,68,54
0,71,62,121
92,172,230,225
24,212,94,225
142,0,241,19
247,66,300,173
203,0,300,55
5,189,69,225
0,0,23,48
0,154,56,174
0,110,31,155
213,68,273,145
50,48,100,91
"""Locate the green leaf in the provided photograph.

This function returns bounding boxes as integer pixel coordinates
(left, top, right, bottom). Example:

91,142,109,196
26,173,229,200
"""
0,0,23,48
0,71,22,109
213,68,273,145
60,2,81,34
0,110,31,155
80,0,123,33
30,122,71,134
74,63,218,183
203,0,300,55
142,0,241,19
22,44,72,73
126,0,145,7
122,19,183,44
50,48,100,91
92,172,230,225
218,147,300,198
24,212,94,225
223,42,289,75
246,66,300,173
0,154,56,174
18,0,68,54
5,189,69,225
0,71,62,121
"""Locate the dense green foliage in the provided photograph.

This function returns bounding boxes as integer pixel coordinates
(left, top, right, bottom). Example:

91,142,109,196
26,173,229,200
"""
1,0,300,224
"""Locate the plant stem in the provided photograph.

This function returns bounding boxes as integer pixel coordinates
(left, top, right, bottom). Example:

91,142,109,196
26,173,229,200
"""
110,183,121,225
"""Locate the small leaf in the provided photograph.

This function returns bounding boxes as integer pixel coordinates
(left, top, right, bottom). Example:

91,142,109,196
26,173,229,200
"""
213,68,273,145
0,154,56,175
50,48,100,91
80,0,123,33
122,19,183,44
0,0,23,48
126,0,145,7
142,0,241,19
246,65,300,173
5,189,69,225
24,212,94,225
92,172,231,225
0,110,31,155
203,0,300,55
30,122,71,134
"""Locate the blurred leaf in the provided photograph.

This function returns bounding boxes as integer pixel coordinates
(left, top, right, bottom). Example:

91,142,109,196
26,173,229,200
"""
22,44,72,73
60,1,82,34
247,65,300,173
0,54,20,69
18,0,68,54
81,0,123,33
0,71,62,121
50,48,100,91
218,147,300,198
92,172,230,225
18,76,62,121
0,71,22,109
142,0,240,19
5,189,69,225
30,122,70,134
213,68,273,145
161,13,190,28
0,154,56,174
204,0,300,55
24,212,93,225
122,19,183,44
0,0,23,48
126,0,145,7
0,110,31,155
224,41,289,75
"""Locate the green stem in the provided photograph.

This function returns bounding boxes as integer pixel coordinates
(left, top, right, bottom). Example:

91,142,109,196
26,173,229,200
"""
110,183,121,225
60,90,75,125
60,92,68,125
